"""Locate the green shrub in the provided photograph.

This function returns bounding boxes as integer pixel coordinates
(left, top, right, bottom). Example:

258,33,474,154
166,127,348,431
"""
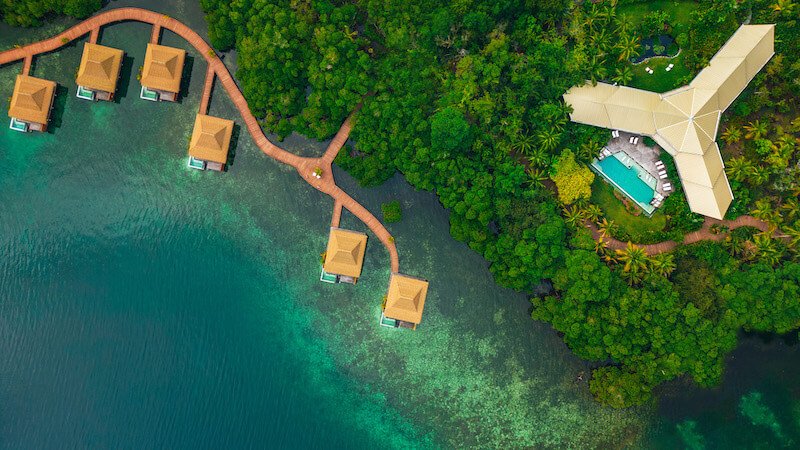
381,200,403,223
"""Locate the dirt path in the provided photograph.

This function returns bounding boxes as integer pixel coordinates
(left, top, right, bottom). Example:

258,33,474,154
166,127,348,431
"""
0,7,400,274
589,215,776,254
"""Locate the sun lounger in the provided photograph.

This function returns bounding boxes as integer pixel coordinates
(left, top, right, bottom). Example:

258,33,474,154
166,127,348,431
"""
659,173,668,179
629,136,635,143
603,148,612,156
633,137,639,144
663,186,672,192
598,153,605,160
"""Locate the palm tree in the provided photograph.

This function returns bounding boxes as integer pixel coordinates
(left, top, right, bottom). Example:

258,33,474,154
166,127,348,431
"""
751,198,779,224
527,147,550,168
744,120,769,140
590,28,611,52
510,132,535,156
585,204,603,223
537,128,561,152
724,236,746,257
753,233,783,266
563,206,586,228
616,242,649,284
721,126,742,145
749,165,771,186
648,253,676,278
525,168,548,190
597,218,618,238
780,197,799,222
725,156,755,182
770,0,797,16
782,225,800,250
612,66,633,85
616,34,640,62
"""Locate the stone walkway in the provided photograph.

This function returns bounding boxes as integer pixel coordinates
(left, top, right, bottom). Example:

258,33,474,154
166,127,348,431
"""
0,7,400,274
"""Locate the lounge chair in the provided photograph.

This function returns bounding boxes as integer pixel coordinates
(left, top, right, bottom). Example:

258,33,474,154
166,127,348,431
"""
633,137,639,144
659,173,668,179
629,136,634,143
603,148,612,156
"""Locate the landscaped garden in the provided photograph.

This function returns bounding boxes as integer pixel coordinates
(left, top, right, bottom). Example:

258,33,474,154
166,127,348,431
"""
590,177,667,244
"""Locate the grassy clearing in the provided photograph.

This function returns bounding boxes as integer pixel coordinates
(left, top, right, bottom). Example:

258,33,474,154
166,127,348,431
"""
619,0,700,92
629,53,690,93
590,177,667,243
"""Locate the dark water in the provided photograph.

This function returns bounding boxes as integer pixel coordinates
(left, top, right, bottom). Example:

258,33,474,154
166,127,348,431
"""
0,1,798,448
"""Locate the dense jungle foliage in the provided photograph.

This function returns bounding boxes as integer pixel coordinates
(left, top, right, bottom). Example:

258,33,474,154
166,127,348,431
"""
5,0,797,408
196,0,800,408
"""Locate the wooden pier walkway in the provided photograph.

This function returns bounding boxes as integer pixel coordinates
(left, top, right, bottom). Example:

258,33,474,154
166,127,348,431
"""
21,56,31,75
198,66,214,115
331,200,343,228
89,28,99,44
150,24,161,44
0,7,400,274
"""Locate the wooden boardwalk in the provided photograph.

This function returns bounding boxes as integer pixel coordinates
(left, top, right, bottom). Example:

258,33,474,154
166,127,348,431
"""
150,24,161,44
89,28,99,44
198,66,214,115
21,56,31,75
0,7,400,274
331,200,343,228
589,215,778,255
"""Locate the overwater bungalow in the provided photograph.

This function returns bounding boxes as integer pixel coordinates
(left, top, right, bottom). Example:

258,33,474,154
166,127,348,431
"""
188,114,234,171
8,75,56,133
320,228,367,284
140,43,185,102
380,273,429,330
76,43,124,102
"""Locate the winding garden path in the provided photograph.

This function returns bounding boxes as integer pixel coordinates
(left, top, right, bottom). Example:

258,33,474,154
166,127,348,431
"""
588,215,779,255
0,7,400,273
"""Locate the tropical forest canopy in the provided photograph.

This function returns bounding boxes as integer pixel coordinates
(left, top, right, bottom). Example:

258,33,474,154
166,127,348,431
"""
5,0,799,408
201,0,800,409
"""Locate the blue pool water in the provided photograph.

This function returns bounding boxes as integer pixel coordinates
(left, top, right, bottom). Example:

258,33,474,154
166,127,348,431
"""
595,154,655,206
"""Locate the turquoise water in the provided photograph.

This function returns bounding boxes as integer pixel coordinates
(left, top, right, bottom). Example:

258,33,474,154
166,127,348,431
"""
595,154,655,211
1,2,799,448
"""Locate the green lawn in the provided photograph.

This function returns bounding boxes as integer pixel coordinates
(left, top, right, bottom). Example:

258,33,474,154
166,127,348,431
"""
590,178,667,243
618,0,700,93
628,53,690,93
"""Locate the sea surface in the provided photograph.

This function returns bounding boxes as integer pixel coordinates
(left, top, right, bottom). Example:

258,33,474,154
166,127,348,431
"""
0,1,798,448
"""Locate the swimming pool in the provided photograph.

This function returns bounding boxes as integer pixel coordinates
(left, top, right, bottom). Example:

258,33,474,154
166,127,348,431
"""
592,153,656,215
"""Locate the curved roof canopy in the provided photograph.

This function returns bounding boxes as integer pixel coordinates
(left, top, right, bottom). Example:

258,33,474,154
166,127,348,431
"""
562,24,775,219
76,43,124,93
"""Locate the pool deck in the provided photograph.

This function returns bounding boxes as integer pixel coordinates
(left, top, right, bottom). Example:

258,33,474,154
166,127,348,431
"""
605,131,672,202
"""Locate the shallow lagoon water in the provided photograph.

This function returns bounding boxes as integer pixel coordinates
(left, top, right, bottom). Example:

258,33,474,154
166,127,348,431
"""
0,1,798,448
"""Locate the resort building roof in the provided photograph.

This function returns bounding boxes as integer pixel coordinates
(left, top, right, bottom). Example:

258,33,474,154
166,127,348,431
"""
384,273,429,325
188,114,234,164
563,24,775,219
8,74,56,125
76,43,124,93
323,228,368,278
141,43,185,93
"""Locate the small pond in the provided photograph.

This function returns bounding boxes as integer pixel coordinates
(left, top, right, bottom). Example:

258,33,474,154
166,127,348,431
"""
632,34,678,63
